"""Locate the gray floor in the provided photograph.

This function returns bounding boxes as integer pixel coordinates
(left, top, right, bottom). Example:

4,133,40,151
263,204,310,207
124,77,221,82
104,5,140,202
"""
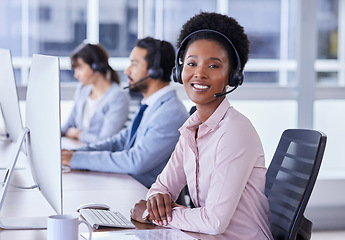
311,230,345,240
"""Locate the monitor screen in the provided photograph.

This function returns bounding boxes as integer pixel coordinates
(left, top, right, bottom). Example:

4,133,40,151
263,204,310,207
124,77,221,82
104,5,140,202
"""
0,48,23,142
0,49,26,169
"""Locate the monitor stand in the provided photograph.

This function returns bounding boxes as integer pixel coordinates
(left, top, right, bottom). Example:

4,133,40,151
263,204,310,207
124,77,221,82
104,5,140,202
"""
0,140,27,169
0,217,47,230
0,103,27,169
0,127,47,230
0,103,9,141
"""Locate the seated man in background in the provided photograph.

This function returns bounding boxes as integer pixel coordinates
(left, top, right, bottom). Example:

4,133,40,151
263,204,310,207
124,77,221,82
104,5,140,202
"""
62,37,189,188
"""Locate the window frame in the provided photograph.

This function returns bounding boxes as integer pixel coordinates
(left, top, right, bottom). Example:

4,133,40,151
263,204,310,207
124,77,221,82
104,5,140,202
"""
11,0,345,122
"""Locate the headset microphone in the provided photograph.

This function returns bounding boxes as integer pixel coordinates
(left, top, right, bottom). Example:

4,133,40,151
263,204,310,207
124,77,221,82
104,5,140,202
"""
123,75,150,89
214,85,238,98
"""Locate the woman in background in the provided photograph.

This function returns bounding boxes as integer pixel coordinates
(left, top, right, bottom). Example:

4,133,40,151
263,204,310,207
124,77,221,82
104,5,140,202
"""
61,42,130,144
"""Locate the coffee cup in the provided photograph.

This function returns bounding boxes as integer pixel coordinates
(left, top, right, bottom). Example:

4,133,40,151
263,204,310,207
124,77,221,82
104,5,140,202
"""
47,214,92,240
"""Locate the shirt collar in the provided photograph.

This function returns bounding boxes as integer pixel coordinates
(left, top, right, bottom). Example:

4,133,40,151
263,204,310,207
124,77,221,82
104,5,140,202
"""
181,98,231,134
141,85,173,107
203,98,231,131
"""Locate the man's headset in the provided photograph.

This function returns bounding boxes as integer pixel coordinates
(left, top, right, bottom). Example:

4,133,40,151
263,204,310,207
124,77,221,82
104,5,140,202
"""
148,40,163,79
172,29,244,97
124,40,163,89
88,43,108,73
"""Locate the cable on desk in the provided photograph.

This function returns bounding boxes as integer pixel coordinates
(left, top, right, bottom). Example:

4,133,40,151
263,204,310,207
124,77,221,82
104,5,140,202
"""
0,181,37,189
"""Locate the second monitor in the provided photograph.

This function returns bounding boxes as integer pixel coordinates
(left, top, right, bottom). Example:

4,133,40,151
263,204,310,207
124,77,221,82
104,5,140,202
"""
0,54,62,229
0,48,23,143
0,48,26,169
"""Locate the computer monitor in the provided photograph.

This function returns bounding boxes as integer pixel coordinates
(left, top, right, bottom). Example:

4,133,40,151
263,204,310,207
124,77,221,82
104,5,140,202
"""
0,49,26,169
0,54,63,229
0,48,23,142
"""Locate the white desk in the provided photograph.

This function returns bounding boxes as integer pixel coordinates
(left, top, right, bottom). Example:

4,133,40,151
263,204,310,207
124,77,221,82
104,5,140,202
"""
0,139,215,240
0,168,148,240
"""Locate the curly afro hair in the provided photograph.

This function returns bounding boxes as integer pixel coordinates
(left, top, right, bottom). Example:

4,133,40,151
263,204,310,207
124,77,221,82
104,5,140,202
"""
177,12,250,71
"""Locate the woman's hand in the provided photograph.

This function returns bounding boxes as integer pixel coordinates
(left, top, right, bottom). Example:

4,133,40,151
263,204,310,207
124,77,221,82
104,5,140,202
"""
130,199,149,224
132,194,188,226
146,193,175,226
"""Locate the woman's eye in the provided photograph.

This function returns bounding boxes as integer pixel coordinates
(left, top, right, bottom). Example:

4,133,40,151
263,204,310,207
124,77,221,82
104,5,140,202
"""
186,62,195,67
209,64,219,69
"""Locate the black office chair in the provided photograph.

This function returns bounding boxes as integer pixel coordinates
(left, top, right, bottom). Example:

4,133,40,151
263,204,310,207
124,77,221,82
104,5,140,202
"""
175,106,197,208
265,129,327,240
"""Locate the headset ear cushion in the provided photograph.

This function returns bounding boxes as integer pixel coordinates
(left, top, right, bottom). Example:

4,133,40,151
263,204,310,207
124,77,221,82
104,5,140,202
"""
229,69,244,87
148,67,163,79
172,65,183,84
172,67,178,82
91,62,107,73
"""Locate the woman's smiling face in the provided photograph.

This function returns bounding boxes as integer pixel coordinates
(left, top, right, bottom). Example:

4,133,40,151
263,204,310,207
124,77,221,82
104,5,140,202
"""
181,39,231,109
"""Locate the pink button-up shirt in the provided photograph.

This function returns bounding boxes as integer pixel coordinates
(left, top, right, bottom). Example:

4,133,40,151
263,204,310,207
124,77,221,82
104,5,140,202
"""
147,99,273,239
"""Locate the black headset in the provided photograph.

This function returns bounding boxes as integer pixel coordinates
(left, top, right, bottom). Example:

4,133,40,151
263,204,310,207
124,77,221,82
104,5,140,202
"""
148,40,163,79
88,43,108,73
173,29,243,87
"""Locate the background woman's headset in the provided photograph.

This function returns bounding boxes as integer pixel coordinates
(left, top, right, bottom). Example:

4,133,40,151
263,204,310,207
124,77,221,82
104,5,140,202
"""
88,43,108,73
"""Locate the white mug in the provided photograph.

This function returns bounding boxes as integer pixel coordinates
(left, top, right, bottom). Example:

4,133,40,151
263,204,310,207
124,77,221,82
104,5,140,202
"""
47,214,92,240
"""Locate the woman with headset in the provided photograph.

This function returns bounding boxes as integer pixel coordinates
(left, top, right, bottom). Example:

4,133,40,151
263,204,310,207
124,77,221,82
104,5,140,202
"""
131,12,273,239
61,42,130,144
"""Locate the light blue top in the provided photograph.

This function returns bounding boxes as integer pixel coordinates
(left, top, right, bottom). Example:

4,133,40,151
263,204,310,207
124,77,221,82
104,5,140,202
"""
61,83,130,144
70,88,189,188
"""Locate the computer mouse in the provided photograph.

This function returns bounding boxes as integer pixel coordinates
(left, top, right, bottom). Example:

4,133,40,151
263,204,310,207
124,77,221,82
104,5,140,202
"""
62,165,71,173
77,203,111,212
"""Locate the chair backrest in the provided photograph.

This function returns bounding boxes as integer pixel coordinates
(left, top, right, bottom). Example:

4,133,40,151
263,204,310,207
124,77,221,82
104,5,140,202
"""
265,129,327,240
